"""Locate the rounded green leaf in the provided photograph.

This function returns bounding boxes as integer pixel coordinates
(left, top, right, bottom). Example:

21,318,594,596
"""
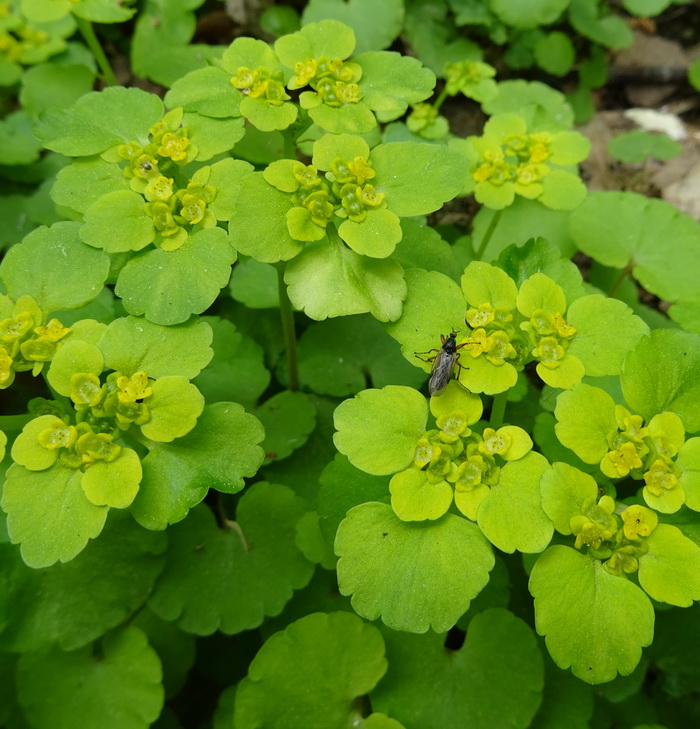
623,0,671,15
147,484,314,635
72,0,135,22
307,102,377,134
530,545,654,684
254,390,317,461
517,272,566,317
235,612,388,729
229,172,304,262
371,142,465,216
668,293,700,335
491,0,569,27
333,385,428,475
477,451,553,553
129,0,220,87
81,447,143,509
229,257,279,309
430,384,483,422
539,171,587,211
240,95,298,132
608,131,681,163
540,462,599,535
47,339,104,396
20,62,96,117
462,260,519,310
193,158,246,213
482,80,574,130
356,51,435,117
141,377,204,443
131,608,196,701
131,402,265,530
34,86,164,156
677,437,700,511
2,463,108,568
621,329,700,433
284,239,406,321
554,383,617,463
286,206,328,242
638,523,700,607
339,208,402,259
51,157,130,215
394,218,463,282
643,478,685,514
295,510,336,569
529,654,594,729
335,502,495,632
569,192,700,302
295,314,425,397
384,268,466,369
569,1,633,48
0,511,166,652
11,415,64,472
567,295,649,377
372,608,544,729
389,469,453,521
472,198,578,262
115,227,236,326
275,18,356,67
164,67,240,118
0,221,109,313
192,317,270,409
317,454,392,550
0,110,41,165
302,0,404,54
534,31,575,76
17,626,163,729
80,190,154,253
99,316,213,380
312,133,370,170
188,114,245,162
536,354,585,389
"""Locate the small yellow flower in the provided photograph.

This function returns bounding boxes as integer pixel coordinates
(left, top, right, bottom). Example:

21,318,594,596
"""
607,442,644,477
643,459,679,496
116,371,152,403
622,504,658,540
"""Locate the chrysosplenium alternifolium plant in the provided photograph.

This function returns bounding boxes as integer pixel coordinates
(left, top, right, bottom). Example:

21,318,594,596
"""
3,11,700,728
334,255,700,683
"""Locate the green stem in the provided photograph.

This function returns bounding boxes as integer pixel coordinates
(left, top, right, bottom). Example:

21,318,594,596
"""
75,17,117,86
607,262,633,298
229,520,250,552
489,391,508,429
474,208,502,261
0,413,33,431
433,86,450,113
277,263,300,392
282,130,297,160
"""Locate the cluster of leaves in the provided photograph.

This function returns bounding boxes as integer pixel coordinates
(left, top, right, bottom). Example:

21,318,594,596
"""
2,2,700,729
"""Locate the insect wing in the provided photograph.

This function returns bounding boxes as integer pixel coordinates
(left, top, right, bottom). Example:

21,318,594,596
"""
428,350,457,396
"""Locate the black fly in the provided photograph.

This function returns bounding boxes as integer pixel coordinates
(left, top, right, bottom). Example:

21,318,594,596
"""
415,332,466,397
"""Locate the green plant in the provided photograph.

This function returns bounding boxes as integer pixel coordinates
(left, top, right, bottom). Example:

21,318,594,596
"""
2,6,700,729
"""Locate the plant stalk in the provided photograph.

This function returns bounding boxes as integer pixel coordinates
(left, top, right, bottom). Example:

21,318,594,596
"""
75,17,117,86
433,85,450,112
277,263,300,391
607,262,634,298
489,391,508,429
474,208,502,261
